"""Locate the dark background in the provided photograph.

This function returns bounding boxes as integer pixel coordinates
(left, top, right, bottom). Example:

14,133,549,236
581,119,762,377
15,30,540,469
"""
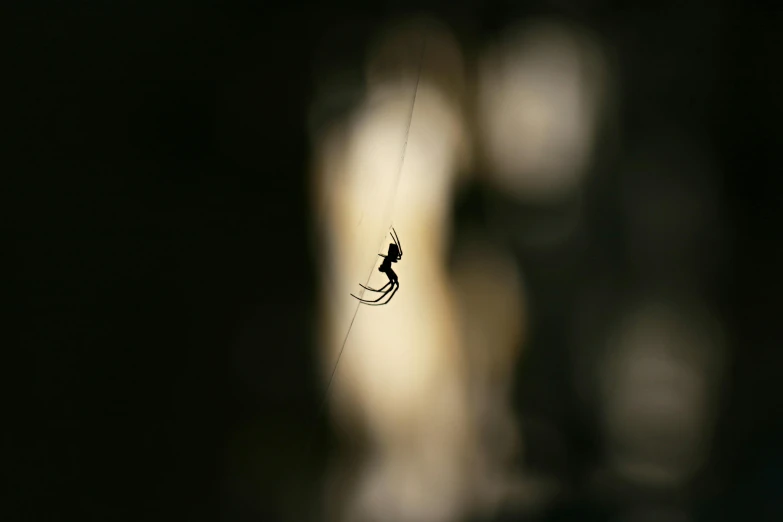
9,2,781,521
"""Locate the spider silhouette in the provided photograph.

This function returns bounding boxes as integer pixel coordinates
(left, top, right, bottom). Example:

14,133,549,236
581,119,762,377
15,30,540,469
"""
351,228,402,306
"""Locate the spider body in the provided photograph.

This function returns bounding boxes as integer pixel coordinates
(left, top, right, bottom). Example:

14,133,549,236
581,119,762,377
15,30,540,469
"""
351,228,402,306
379,243,399,271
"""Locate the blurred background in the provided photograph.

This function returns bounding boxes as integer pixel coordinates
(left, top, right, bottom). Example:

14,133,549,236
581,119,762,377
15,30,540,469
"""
8,2,781,522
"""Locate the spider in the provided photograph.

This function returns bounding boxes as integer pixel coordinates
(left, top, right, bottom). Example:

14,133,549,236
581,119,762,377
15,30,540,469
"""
351,228,403,306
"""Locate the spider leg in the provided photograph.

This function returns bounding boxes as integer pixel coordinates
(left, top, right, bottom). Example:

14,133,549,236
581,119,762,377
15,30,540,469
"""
391,228,402,258
350,284,394,303
361,281,399,306
359,281,392,293
390,228,400,248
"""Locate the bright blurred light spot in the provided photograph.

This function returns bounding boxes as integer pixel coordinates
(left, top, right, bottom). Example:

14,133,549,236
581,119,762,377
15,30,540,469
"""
477,20,610,202
599,300,726,487
310,17,539,522
312,19,475,522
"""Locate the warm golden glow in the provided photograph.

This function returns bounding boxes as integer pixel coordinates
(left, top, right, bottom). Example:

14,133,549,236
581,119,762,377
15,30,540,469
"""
309,15,612,522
